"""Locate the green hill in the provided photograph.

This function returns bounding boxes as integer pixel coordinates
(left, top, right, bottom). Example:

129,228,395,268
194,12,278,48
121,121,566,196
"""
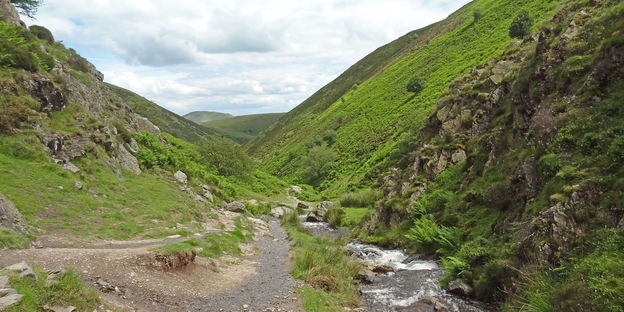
183,111,233,124
106,84,219,144
246,0,562,194
202,113,285,144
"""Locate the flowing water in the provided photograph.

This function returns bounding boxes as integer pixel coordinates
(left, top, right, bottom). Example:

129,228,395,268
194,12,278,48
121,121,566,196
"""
299,216,491,312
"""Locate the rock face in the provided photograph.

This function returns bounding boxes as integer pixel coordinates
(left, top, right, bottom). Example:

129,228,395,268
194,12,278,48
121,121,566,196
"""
224,201,246,213
0,193,25,234
0,0,25,28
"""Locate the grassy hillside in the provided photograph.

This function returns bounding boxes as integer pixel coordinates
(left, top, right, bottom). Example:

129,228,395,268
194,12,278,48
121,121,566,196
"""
183,111,233,124
247,0,562,194
107,84,219,144
202,113,285,144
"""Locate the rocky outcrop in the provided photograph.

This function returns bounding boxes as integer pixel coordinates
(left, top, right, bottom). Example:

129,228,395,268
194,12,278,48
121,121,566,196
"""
144,251,196,271
305,201,335,222
0,193,25,234
20,74,67,115
0,0,25,28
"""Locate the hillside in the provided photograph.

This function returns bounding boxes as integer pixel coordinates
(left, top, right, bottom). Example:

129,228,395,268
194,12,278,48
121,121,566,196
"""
247,0,563,194
107,84,219,144
201,113,285,144
183,111,233,124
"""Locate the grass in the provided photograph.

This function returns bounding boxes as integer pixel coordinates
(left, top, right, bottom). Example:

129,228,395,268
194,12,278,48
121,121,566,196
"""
247,0,562,195
5,267,101,312
156,216,254,259
0,228,30,249
201,113,286,144
339,189,380,208
281,213,361,311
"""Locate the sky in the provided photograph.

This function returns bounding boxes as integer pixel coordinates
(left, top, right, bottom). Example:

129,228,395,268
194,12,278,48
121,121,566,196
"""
25,0,471,116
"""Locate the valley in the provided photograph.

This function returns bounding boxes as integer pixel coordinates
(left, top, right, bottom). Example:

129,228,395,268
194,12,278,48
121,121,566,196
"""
1,0,624,311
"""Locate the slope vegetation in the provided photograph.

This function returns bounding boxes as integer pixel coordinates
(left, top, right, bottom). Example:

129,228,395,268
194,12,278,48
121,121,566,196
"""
107,84,219,144
202,113,285,144
247,0,562,194
184,111,233,124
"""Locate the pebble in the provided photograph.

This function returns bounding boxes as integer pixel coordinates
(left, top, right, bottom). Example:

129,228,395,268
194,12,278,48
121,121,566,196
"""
243,304,249,309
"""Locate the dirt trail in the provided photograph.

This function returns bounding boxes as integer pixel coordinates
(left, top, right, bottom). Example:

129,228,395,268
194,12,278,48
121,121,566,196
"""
0,213,303,312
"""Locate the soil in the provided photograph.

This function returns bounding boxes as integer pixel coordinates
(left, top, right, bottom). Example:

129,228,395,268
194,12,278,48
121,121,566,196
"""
0,211,304,312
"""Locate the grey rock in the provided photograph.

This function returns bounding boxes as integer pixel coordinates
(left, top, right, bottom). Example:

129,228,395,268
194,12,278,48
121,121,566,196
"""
270,207,291,218
174,171,188,184
447,279,473,297
136,116,161,135
0,193,25,234
117,144,141,175
297,201,310,210
316,201,335,216
0,0,25,28
451,149,467,164
194,194,206,203
290,185,302,194
356,269,376,284
61,162,80,174
128,138,139,156
44,305,76,312
74,181,83,190
224,201,246,213
0,288,17,296
0,294,24,310
2,262,37,281
247,199,260,206
0,276,9,288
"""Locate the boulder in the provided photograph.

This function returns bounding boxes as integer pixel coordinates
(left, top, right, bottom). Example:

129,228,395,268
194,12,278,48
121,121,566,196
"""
61,162,80,174
316,201,335,218
117,144,141,175
305,214,321,222
74,181,83,190
356,269,376,284
247,199,259,206
290,185,302,194
447,279,473,297
0,193,25,234
372,265,394,274
0,288,17,296
194,194,206,203
43,305,76,312
2,262,37,280
297,201,310,210
270,207,291,218
224,201,246,213
174,171,188,184
0,294,24,311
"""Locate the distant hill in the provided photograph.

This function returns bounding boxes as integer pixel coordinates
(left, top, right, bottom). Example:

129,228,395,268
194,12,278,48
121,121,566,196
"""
202,113,285,144
107,84,218,144
183,111,233,124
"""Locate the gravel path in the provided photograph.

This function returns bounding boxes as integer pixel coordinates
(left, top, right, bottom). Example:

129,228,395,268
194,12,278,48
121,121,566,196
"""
187,217,304,312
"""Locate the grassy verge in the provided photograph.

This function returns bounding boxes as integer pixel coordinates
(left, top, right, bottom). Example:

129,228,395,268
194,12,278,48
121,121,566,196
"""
155,216,254,267
281,213,361,312
5,267,101,312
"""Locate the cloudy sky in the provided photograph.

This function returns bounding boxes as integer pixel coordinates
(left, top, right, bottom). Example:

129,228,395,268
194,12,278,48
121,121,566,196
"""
25,0,471,116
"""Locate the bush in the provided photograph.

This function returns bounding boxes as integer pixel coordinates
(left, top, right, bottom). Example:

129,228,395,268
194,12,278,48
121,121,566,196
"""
322,129,337,145
509,10,533,39
29,25,54,44
473,9,483,22
327,208,345,228
303,145,337,183
199,138,253,180
406,76,426,93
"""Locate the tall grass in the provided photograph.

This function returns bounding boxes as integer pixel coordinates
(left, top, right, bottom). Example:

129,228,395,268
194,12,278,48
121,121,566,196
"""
339,189,380,208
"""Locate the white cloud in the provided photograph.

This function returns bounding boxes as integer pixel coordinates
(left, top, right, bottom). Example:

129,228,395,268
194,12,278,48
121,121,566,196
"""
25,0,471,115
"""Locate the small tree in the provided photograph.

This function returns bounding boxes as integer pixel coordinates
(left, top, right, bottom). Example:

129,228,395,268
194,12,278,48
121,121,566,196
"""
10,0,43,19
473,9,482,22
407,76,426,93
303,145,337,183
509,10,533,39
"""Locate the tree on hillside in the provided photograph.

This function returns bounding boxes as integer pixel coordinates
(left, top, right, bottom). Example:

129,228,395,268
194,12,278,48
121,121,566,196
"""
407,76,426,94
303,145,337,184
509,10,533,39
10,0,42,19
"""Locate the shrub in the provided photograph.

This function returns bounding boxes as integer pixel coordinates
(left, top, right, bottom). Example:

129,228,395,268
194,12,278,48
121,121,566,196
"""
509,10,533,39
29,25,54,44
303,145,337,183
199,138,252,180
538,153,562,180
406,76,426,93
322,129,337,145
327,207,345,228
473,8,483,22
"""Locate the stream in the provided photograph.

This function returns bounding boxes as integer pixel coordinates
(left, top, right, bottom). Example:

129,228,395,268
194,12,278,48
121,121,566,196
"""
299,216,491,312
